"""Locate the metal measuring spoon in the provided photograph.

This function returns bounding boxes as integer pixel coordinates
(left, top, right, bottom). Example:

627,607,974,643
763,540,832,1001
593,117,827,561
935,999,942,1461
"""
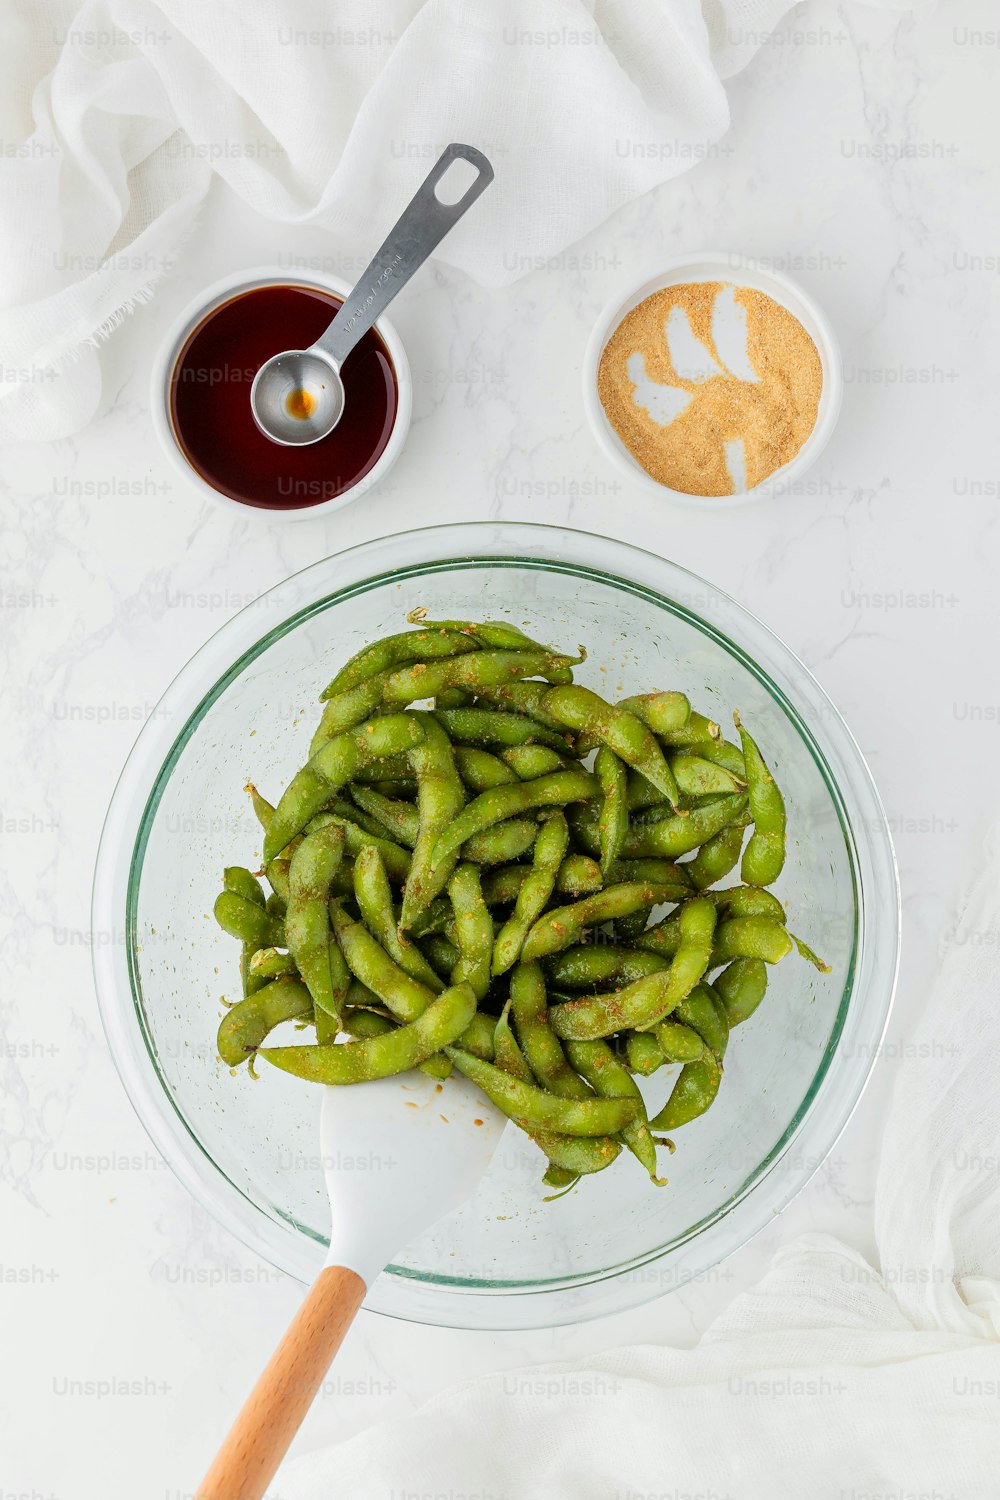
250,144,494,446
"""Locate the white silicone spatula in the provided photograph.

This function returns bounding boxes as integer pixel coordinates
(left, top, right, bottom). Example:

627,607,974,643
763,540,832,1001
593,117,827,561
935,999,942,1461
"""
195,1071,505,1500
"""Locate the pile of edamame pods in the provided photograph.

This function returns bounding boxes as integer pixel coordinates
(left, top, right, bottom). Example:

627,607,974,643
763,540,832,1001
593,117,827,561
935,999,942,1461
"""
212,614,826,1195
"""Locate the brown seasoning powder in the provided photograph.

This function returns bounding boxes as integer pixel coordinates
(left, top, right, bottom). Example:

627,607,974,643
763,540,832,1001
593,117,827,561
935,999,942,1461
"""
597,282,823,496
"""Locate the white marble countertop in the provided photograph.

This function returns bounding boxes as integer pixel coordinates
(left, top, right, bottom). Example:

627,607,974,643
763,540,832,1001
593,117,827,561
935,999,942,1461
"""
3,0,998,1492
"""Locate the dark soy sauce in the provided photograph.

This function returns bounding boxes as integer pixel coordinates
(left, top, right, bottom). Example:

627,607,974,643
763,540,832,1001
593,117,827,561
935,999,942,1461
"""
169,284,398,509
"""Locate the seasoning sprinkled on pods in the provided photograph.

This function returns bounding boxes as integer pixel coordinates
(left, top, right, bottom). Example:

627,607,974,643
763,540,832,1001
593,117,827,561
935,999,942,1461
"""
210,615,826,1196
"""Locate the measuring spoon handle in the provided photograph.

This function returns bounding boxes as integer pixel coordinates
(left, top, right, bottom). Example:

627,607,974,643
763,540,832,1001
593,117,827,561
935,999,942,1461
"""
314,144,494,368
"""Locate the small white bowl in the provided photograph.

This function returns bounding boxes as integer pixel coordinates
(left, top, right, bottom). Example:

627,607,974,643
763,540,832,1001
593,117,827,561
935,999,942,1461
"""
582,252,843,508
150,266,412,520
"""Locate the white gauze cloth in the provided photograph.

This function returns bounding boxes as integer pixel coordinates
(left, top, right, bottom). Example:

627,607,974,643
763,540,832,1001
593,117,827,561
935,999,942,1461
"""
280,829,1000,1497
0,0,799,443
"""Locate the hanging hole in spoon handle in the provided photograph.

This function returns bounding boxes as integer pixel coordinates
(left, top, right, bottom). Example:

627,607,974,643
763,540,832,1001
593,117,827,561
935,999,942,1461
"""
313,144,494,370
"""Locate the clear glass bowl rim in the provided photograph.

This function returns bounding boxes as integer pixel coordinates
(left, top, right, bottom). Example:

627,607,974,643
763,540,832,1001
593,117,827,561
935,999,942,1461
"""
91,521,900,1330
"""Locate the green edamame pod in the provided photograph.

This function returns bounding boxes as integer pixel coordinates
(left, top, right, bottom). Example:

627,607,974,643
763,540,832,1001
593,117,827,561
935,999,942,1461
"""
562,896,712,1035
348,754,414,785
460,817,538,865
624,770,670,813
349,787,419,848
636,897,717,1028
419,933,460,981
286,824,349,1025
544,945,669,990
213,891,282,949
320,627,480,699
669,754,745,797
218,978,312,1068
490,983,621,1182
651,708,721,748
453,746,519,792
455,1010,497,1062
444,1048,642,1136
576,691,691,758
364,779,418,801
615,905,652,943
405,614,562,655
535,1132,621,1179
308,814,411,884
542,1166,581,1195
655,1020,706,1063
710,917,792,967
553,854,604,896
696,738,746,779
607,858,693,892
706,885,786,922
309,674,389,755
735,713,787,886
240,944,267,999
674,982,729,1059
714,957,769,1025
472,678,574,730
635,908,683,959
596,747,628,877
246,783,276,832
399,713,466,929
479,865,531,907
493,814,569,976
262,983,477,1083
406,896,452,938
264,715,425,861
615,691,693,740
509,961,591,1098
650,1052,723,1130
543,686,679,807
435,687,474,710
480,853,603,907
381,649,579,708
353,846,444,994
324,795,398,844
434,707,571,754
564,1039,664,1184
224,866,266,907
625,1030,665,1076
319,633,479,702
448,864,493,1001
548,970,680,1041
492,999,534,1083
622,794,748,859
547,900,717,1040
466,621,545,649
223,867,270,997
430,769,595,871
264,888,287,920
264,856,290,906
342,1007,395,1040
342,1002,452,1078
684,817,748,890
330,904,436,1023
501,744,567,780
249,947,298,982
521,881,683,962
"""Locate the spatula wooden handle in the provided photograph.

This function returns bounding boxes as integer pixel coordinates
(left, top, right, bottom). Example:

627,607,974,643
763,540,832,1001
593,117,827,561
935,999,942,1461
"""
195,1264,366,1500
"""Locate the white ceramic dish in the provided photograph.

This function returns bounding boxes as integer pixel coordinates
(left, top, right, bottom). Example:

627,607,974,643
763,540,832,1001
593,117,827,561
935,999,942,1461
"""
582,252,843,508
149,266,412,520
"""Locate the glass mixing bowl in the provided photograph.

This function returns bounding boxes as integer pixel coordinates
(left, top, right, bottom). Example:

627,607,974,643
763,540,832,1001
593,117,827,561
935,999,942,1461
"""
92,523,898,1329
